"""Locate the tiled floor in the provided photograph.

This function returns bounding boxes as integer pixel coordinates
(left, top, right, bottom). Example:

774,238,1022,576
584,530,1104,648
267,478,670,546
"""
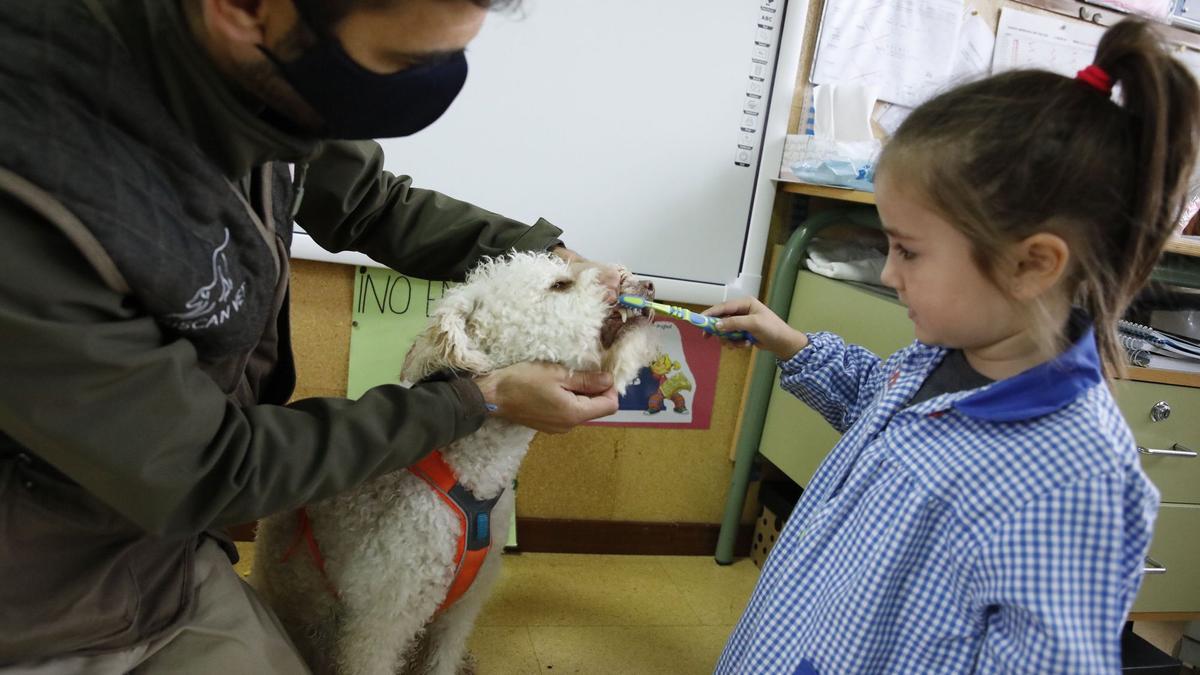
234,545,759,675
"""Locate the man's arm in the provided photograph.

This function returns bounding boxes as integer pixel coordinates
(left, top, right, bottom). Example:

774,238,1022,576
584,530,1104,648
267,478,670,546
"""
0,196,488,536
295,140,565,281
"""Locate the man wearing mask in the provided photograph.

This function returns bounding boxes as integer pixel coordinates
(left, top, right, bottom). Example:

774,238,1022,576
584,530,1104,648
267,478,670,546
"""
0,0,619,671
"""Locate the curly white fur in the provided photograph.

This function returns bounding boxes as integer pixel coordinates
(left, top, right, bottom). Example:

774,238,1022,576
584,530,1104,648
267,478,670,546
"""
252,253,656,675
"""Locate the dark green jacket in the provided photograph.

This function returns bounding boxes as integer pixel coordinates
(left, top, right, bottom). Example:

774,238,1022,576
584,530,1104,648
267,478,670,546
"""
0,0,561,662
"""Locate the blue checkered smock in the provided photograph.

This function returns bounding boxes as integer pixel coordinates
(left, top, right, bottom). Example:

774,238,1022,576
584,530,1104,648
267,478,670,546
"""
717,327,1158,674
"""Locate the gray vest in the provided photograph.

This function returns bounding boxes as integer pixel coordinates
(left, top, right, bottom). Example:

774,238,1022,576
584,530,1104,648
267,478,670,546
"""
0,0,292,365
0,0,298,661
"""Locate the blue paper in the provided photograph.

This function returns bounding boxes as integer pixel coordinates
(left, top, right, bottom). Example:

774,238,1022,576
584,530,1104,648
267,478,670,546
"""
791,158,876,192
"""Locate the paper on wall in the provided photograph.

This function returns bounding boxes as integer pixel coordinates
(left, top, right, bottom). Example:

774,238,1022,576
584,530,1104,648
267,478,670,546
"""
991,7,1105,77
813,83,878,142
812,84,836,138
873,103,913,136
348,268,452,400
950,11,997,83
812,0,963,108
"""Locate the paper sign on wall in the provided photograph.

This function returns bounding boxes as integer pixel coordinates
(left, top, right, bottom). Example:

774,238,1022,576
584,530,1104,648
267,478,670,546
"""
991,7,1105,77
347,267,452,399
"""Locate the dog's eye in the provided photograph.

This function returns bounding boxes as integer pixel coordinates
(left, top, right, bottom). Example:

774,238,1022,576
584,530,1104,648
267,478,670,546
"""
550,279,574,291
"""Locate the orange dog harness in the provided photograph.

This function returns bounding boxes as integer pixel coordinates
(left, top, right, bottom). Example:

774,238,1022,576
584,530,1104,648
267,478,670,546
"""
281,450,502,613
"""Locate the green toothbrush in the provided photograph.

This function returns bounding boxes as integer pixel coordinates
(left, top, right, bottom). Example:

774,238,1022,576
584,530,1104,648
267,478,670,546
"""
618,295,756,343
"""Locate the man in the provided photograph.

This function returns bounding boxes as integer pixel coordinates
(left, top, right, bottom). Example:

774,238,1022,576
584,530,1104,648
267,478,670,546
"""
0,0,620,671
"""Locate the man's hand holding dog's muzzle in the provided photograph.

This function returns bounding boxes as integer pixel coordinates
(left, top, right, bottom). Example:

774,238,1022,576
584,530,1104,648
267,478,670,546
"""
473,363,619,434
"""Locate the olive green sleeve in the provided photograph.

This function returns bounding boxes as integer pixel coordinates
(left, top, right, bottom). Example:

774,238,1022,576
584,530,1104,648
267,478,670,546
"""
0,195,487,536
294,139,565,281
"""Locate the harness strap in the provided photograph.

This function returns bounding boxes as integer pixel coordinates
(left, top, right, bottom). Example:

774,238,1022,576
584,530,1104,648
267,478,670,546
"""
280,450,501,613
279,506,341,600
407,450,501,614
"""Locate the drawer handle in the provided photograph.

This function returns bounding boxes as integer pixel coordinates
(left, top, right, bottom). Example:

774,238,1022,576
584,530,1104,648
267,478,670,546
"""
1137,443,1196,458
1144,557,1167,575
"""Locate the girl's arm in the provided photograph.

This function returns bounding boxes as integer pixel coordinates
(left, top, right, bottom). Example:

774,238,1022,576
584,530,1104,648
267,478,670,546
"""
703,297,885,433
777,332,885,434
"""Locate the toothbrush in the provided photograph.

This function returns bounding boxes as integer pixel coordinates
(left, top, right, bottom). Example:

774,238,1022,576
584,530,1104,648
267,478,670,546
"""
618,295,756,343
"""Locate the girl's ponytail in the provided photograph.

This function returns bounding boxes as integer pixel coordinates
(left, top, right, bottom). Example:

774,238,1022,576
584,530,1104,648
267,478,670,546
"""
1087,21,1200,375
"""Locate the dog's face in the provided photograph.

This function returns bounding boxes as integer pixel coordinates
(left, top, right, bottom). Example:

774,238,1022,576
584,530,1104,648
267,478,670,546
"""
402,252,657,392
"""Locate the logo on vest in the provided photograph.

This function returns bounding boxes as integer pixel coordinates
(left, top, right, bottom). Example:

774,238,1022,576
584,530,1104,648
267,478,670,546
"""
165,229,247,332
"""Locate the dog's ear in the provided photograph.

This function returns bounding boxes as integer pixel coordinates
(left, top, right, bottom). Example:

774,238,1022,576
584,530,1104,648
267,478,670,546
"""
401,290,492,383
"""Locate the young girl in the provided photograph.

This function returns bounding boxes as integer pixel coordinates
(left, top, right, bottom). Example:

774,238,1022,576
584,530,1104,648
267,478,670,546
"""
708,20,1199,674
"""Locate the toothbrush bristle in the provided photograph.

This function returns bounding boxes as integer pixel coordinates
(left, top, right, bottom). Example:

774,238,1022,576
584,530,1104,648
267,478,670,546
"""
618,295,646,308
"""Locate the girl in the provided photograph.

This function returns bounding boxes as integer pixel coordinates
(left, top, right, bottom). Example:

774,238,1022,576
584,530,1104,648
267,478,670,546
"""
708,19,1199,674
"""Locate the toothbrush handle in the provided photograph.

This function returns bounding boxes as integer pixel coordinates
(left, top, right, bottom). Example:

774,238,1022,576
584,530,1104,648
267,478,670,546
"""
682,308,756,344
652,302,756,343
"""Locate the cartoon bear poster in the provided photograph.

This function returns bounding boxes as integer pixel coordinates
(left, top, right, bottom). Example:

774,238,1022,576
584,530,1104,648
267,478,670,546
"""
592,316,720,429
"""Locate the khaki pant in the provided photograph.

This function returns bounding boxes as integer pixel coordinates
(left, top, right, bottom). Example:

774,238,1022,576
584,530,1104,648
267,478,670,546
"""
3,539,309,675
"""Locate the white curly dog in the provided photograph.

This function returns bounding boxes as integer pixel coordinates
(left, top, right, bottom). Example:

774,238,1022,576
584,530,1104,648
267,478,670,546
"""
252,252,656,675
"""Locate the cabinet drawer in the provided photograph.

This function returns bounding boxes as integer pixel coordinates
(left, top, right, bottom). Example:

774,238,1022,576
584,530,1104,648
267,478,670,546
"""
1114,380,1200,504
759,273,911,485
1132,502,1200,613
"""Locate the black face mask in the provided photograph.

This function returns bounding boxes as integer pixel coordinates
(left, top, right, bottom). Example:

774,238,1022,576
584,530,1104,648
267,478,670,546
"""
260,32,468,140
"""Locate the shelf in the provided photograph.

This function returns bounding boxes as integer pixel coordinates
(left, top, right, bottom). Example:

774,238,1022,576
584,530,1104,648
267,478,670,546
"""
1164,236,1200,258
779,181,877,205
1122,367,1200,388
777,188,1200,261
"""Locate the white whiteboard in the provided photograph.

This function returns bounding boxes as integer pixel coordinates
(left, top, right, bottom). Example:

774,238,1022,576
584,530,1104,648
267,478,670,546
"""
292,0,810,304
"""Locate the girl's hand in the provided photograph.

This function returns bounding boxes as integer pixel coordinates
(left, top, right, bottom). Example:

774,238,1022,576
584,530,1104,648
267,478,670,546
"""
703,297,810,361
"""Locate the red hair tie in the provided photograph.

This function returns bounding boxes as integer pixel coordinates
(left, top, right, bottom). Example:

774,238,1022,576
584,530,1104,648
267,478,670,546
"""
1076,64,1113,95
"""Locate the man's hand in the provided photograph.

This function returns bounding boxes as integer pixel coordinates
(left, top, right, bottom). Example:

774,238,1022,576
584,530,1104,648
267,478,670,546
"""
549,245,583,263
473,362,618,434
703,297,810,361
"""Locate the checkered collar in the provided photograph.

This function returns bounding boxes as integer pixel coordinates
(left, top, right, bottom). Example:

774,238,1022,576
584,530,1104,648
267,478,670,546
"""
908,314,1103,423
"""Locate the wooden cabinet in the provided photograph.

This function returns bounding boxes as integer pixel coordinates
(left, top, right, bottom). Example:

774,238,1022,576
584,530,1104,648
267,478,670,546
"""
758,272,910,486
1114,380,1200,506
1115,380,1200,613
1134,504,1200,613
